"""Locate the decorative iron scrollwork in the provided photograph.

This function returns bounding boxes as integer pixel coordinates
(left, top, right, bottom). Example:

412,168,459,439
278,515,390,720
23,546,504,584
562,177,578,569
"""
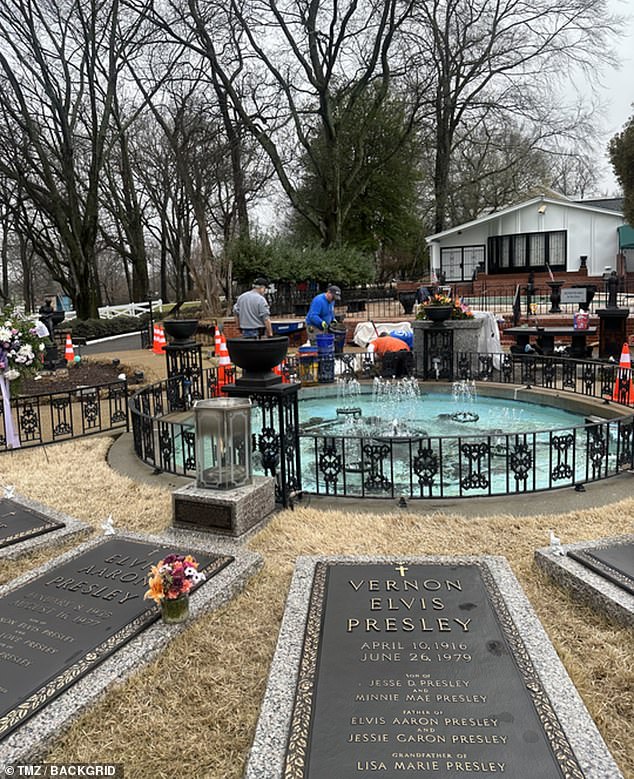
182,429,196,471
581,364,595,395
509,441,532,485
562,361,576,389
362,442,391,491
543,361,556,387
460,441,490,491
587,427,606,478
456,354,471,380
255,427,280,474
478,355,493,381
501,355,513,382
600,365,616,397
412,445,438,488
52,396,72,436
19,403,40,439
319,442,342,488
82,395,99,428
159,424,174,470
551,433,574,481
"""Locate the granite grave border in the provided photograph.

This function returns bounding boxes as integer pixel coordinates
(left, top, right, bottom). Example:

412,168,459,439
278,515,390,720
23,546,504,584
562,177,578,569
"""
245,554,623,779
0,529,263,769
0,492,90,561
535,534,634,628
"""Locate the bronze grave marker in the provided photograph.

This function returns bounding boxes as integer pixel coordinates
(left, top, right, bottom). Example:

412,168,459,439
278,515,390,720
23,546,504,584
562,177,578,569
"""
0,538,232,739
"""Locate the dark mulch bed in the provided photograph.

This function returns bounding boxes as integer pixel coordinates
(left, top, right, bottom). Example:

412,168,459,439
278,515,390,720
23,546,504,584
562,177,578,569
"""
17,361,132,397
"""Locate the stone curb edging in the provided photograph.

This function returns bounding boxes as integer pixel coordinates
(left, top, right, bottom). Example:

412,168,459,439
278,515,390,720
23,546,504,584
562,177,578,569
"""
535,534,634,629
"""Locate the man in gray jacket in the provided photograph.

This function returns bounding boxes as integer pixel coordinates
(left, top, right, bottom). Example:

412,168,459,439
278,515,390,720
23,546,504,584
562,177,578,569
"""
233,277,273,338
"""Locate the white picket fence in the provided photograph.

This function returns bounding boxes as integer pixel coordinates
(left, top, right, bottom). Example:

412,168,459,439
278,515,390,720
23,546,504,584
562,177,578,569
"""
64,300,163,320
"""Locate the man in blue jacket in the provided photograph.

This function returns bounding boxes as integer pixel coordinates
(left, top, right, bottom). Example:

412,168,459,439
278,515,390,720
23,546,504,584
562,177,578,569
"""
305,285,341,343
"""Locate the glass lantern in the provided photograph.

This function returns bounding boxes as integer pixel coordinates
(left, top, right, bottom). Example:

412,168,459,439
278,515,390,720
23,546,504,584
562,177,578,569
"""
194,398,252,489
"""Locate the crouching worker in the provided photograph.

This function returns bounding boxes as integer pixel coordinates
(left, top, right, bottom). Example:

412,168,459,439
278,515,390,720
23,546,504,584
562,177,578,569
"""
371,332,412,378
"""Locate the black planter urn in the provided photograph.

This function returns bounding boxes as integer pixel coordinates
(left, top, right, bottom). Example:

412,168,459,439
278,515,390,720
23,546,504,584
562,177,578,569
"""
424,306,453,324
226,336,289,387
398,292,417,315
547,281,564,313
163,319,199,344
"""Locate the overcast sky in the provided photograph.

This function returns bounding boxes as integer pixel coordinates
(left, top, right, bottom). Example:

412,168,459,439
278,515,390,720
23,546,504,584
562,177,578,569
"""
596,0,634,192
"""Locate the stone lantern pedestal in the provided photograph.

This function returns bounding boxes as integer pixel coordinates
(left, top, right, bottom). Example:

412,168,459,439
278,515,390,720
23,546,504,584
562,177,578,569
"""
171,387,276,539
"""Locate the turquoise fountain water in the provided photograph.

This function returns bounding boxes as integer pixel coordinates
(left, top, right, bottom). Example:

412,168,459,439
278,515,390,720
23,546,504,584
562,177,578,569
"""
290,377,615,497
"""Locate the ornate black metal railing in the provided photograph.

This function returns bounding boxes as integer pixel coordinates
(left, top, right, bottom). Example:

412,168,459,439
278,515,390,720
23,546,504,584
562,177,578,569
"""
129,353,634,501
0,380,129,452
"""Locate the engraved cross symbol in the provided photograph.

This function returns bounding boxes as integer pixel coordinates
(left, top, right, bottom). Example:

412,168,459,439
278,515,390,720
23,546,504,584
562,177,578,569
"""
395,563,408,577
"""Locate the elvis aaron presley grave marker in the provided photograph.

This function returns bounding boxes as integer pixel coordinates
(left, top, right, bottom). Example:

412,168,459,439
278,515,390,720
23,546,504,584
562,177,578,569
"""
0,538,232,739
247,558,622,779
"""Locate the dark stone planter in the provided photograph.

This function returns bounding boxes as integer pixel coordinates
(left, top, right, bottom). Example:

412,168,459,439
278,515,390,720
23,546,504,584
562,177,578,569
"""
547,281,564,313
163,319,198,344
424,306,453,324
226,336,289,387
398,292,417,315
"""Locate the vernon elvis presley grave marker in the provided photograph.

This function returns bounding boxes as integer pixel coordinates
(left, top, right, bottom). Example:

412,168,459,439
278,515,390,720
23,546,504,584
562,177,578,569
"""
0,497,65,549
283,562,586,778
0,538,232,739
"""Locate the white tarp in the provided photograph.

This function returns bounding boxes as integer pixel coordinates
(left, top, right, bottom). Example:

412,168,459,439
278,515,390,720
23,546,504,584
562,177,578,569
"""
473,311,502,354
352,321,413,348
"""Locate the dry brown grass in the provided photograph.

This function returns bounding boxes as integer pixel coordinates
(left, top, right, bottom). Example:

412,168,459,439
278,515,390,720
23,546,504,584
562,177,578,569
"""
0,439,632,778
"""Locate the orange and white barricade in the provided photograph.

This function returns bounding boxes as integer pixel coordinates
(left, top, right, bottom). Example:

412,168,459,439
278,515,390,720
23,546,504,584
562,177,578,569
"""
153,324,166,354
217,334,233,389
612,343,634,404
64,333,75,362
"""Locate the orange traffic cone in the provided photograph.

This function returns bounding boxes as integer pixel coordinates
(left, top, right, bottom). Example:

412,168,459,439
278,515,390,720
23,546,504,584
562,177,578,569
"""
273,360,288,383
64,333,75,363
214,327,222,358
152,324,161,354
153,324,166,354
217,334,232,389
612,343,634,404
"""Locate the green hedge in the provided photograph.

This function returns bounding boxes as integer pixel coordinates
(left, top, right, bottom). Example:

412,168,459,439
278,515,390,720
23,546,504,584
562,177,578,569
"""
61,315,147,340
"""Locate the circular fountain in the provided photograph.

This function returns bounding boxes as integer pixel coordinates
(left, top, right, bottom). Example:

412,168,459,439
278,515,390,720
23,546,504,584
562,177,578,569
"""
287,377,618,498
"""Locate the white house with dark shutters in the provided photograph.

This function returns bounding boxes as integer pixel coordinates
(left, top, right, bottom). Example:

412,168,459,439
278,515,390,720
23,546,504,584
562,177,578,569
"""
425,195,627,283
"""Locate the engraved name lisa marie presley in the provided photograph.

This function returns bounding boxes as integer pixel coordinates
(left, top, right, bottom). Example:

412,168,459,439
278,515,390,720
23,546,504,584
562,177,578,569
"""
346,573,471,634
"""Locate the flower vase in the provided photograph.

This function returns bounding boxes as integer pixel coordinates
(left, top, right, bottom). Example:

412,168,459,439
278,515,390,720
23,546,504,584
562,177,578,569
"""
160,595,190,624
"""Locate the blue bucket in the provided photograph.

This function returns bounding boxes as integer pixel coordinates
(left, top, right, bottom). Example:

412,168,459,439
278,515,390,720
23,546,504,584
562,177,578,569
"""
316,333,335,353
